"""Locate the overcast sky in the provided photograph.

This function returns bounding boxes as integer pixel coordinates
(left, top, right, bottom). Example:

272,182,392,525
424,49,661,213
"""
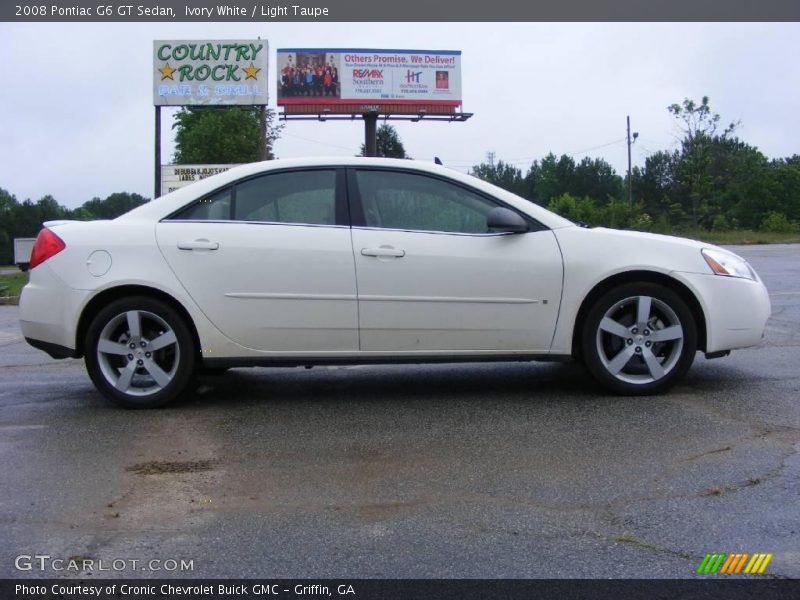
1,22,798,208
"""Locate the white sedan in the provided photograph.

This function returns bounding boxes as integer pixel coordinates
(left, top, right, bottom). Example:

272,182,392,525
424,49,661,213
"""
19,158,770,408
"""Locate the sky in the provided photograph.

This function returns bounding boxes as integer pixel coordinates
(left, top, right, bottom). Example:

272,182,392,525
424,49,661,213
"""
1,21,798,208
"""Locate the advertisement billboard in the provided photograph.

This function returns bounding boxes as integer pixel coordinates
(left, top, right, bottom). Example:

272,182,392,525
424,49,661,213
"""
277,48,461,111
153,40,268,106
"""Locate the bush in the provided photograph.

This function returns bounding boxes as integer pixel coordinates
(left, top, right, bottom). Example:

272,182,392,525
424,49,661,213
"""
760,211,797,233
712,214,730,231
630,212,653,231
547,193,600,225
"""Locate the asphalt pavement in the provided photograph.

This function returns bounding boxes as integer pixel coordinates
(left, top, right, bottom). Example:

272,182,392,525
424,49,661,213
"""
1,244,798,579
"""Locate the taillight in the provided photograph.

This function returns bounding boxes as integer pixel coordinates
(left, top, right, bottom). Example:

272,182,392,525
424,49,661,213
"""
29,228,66,270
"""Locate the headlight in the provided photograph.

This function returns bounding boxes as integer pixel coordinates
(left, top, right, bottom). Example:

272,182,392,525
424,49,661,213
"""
701,248,756,280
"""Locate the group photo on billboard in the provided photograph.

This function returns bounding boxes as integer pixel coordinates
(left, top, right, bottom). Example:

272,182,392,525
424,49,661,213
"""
277,48,462,108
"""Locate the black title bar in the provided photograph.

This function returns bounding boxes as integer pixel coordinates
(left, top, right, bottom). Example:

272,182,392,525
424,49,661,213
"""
4,0,800,22
3,579,798,600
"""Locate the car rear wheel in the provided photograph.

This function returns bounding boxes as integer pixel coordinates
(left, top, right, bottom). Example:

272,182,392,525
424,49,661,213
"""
84,297,196,408
581,282,697,395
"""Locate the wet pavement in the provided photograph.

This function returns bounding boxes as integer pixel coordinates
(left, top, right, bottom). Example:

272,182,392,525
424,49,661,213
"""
1,244,798,579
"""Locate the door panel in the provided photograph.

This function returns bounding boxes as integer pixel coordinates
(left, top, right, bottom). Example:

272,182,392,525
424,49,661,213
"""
156,169,357,353
349,168,563,353
157,222,358,352
351,228,563,352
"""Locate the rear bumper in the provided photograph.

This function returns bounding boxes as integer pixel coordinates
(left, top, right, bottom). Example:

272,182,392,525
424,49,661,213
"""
24,337,77,359
19,263,88,357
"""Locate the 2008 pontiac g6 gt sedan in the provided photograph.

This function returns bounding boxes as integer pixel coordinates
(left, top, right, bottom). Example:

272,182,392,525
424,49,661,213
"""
19,157,771,408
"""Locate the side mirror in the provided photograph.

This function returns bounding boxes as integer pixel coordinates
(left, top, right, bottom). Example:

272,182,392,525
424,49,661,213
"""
486,207,528,234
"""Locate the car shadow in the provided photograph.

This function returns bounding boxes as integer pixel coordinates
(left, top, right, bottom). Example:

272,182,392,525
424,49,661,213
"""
183,360,601,409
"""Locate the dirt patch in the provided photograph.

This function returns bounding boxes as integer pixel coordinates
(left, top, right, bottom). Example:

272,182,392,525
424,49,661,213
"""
126,460,215,475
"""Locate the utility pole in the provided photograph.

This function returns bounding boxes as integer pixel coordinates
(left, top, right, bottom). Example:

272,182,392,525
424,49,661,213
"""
626,116,638,207
486,151,496,168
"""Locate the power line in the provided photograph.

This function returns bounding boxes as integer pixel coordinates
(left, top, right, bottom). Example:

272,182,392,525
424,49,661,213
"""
279,131,359,153
433,138,628,168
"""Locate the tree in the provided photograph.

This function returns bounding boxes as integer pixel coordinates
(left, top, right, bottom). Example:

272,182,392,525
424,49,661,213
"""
668,96,739,227
471,160,530,199
172,106,282,164
570,157,624,204
77,192,148,220
526,153,568,205
0,188,16,264
631,150,685,228
359,124,409,158
667,96,739,142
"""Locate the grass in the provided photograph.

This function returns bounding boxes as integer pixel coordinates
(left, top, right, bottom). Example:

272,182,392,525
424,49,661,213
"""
669,229,800,245
0,271,28,304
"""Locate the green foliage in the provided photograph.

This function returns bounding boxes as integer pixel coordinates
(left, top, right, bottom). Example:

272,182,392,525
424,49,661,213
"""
667,96,739,141
0,272,28,299
546,194,651,231
173,106,282,163
473,96,799,240
359,124,409,158
760,211,797,233
666,96,741,228
682,229,800,245
471,161,530,200
547,193,599,224
712,214,730,231
631,212,653,232
78,192,148,220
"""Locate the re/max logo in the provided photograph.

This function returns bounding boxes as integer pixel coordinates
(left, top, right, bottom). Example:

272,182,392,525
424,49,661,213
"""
352,69,384,78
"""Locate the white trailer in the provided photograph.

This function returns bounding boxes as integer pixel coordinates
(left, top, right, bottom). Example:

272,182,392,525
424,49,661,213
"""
13,238,36,271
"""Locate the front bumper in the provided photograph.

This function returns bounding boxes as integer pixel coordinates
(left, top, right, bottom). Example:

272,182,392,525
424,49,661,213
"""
675,270,771,353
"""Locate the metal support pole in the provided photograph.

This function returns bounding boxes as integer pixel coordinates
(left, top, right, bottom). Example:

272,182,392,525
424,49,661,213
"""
154,106,161,200
626,115,632,208
258,105,268,160
364,113,378,157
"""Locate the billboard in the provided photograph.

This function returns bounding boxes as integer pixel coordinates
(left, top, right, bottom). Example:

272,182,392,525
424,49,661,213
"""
154,40,268,106
277,48,461,111
161,164,240,194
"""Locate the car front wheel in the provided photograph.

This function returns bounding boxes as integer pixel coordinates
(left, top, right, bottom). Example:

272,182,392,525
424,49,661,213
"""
581,282,697,395
84,296,196,408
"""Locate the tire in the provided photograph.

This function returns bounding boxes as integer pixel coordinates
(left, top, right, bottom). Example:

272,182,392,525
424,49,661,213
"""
84,296,196,408
580,282,697,395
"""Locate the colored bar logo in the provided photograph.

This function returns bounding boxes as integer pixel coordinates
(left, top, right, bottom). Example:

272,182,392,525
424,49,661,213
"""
696,553,773,574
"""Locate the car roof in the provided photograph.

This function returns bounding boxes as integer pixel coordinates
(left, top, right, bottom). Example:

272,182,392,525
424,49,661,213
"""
118,157,573,229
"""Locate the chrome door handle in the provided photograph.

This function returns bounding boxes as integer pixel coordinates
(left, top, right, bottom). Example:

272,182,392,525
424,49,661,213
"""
177,239,219,251
361,246,405,258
